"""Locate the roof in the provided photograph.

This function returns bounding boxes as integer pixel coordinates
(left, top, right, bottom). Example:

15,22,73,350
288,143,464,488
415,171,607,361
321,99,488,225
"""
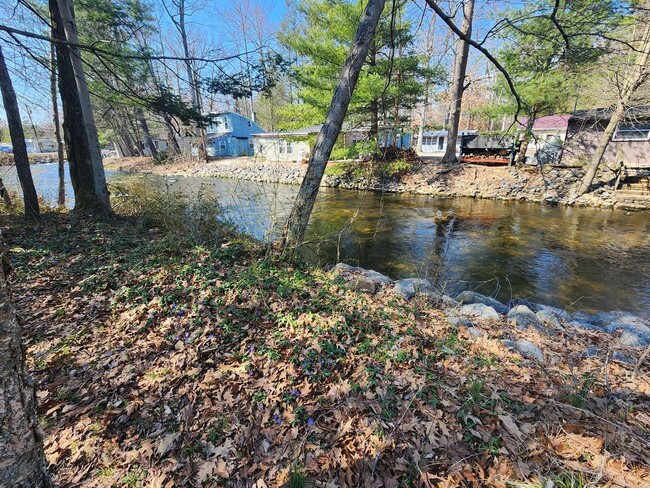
518,115,570,130
254,124,323,138
422,130,478,137
569,105,650,122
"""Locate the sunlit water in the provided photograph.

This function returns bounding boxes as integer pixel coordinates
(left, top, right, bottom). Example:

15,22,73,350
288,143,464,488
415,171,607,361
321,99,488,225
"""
5,163,650,316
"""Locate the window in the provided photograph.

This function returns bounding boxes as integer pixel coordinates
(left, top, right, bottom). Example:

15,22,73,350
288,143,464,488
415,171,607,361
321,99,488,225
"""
218,140,226,150
437,136,445,150
613,122,650,141
286,142,293,154
279,141,285,154
223,118,230,130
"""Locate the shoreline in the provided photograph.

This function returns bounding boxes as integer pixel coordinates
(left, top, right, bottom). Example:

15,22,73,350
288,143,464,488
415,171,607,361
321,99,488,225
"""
104,156,650,211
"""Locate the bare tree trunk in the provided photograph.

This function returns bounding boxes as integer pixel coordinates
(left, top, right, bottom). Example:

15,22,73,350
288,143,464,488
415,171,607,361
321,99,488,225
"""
137,108,158,158
515,116,535,165
0,235,50,488
176,0,207,162
282,0,386,249
0,177,12,206
0,45,40,220
163,113,181,156
441,0,474,164
50,39,65,207
50,0,111,214
577,8,650,196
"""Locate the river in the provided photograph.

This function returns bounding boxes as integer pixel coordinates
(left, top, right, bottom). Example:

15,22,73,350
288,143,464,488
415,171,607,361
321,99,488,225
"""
5,163,650,316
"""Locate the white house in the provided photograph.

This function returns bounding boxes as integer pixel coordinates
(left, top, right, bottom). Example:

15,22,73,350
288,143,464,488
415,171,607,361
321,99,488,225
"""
418,130,478,155
252,125,321,162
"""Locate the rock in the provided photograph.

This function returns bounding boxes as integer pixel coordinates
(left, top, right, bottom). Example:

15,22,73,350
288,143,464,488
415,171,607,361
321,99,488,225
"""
618,330,650,348
456,290,509,314
332,263,393,294
459,303,501,321
582,346,599,358
535,303,571,320
568,320,604,332
605,322,650,346
447,315,474,328
572,310,592,323
508,305,547,332
468,328,485,339
612,352,635,365
422,291,458,307
590,311,649,328
392,278,433,300
502,339,545,363
536,309,561,327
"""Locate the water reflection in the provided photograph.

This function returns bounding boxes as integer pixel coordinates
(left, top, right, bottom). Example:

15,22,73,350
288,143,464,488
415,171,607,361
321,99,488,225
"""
4,163,650,315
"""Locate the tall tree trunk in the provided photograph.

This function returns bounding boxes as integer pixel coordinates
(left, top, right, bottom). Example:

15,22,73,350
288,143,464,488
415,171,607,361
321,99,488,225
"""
576,7,650,196
515,116,535,165
0,235,50,487
441,0,474,164
177,0,207,162
282,0,386,249
0,45,40,220
50,39,65,207
50,0,111,214
137,109,158,158
163,113,181,156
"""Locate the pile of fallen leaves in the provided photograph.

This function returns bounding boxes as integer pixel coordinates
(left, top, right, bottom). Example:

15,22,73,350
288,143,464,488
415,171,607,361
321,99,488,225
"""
4,212,650,487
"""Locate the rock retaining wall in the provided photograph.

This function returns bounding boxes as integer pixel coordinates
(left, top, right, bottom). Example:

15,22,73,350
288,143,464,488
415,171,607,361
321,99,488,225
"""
184,158,640,210
331,263,650,364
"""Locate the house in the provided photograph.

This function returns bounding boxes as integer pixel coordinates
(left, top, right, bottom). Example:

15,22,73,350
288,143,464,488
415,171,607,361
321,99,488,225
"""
205,111,264,157
25,139,57,153
518,115,570,165
418,130,478,155
253,124,412,163
562,106,650,168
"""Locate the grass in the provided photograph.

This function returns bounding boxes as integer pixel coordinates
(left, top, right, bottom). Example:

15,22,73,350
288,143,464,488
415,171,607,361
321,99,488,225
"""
2,186,648,487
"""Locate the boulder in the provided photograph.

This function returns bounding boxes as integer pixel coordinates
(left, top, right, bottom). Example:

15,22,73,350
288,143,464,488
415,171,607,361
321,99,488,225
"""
332,263,393,294
612,352,635,365
447,315,474,328
582,346,599,358
456,290,509,314
392,278,434,300
507,305,546,332
536,309,561,327
605,322,650,345
422,291,458,307
459,303,501,321
468,328,485,339
502,339,545,363
590,311,649,328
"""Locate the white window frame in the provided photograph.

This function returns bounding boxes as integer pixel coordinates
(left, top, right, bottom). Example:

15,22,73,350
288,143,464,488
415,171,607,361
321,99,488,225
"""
218,139,227,150
612,122,650,142
286,142,293,154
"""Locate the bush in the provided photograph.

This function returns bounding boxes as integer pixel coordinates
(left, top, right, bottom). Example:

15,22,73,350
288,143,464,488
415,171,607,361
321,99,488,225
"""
111,178,236,246
152,151,170,165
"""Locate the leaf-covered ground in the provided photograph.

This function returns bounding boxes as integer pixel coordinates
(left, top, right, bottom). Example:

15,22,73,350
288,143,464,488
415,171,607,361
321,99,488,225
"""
5,212,650,487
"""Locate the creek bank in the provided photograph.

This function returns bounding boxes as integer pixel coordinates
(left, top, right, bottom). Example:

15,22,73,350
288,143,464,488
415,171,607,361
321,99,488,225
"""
331,263,650,364
107,156,647,210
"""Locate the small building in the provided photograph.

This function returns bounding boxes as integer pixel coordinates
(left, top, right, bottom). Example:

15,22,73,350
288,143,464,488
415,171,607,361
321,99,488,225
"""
253,124,412,163
418,130,478,155
562,106,650,168
25,139,57,153
517,115,570,165
205,111,264,157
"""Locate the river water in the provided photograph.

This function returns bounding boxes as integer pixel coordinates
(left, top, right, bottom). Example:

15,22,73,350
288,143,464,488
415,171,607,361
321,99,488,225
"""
5,163,650,316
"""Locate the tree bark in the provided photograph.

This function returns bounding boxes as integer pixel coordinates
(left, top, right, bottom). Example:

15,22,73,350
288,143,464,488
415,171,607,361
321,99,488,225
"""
576,6,650,196
50,0,111,214
0,45,40,220
163,113,181,156
441,0,474,164
0,177,12,206
50,39,65,207
0,235,50,488
55,0,111,213
137,109,158,158
282,0,386,249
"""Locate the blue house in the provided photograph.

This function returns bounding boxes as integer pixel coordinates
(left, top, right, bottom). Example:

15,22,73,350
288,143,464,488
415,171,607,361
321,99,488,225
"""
205,111,265,157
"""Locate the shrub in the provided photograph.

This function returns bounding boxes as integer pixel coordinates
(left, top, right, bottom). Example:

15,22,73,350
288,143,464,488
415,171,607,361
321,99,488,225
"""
152,151,170,165
111,178,236,246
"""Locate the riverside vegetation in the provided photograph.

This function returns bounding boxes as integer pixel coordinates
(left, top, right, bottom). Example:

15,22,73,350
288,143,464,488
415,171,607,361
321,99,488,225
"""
3,182,650,486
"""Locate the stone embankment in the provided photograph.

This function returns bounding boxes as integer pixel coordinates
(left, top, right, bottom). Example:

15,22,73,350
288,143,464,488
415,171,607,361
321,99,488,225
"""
332,263,650,365
109,156,649,210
